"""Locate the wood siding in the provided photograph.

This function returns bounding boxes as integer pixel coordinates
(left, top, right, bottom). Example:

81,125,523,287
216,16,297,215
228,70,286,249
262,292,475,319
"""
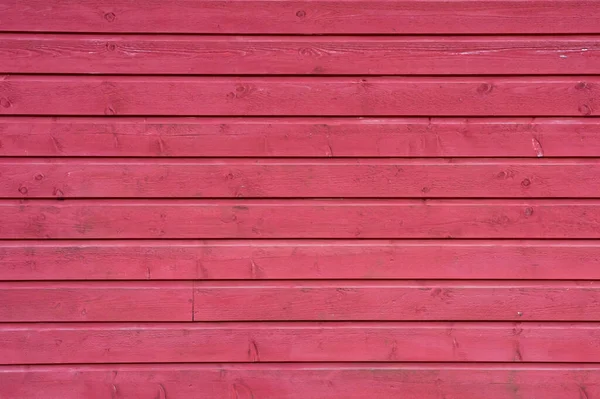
1,1,600,397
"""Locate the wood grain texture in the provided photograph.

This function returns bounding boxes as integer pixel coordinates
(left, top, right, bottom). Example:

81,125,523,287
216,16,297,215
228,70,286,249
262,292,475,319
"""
1,364,600,399
3,117,600,157
2,322,599,364
0,282,192,322
2,199,600,239
3,158,600,198
192,281,600,321
1,34,598,75
1,76,598,116
4,0,600,394
3,240,600,281
2,0,600,34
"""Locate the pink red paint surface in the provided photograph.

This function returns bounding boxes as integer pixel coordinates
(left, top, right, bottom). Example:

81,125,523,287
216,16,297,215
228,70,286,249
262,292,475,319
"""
1,1,600,397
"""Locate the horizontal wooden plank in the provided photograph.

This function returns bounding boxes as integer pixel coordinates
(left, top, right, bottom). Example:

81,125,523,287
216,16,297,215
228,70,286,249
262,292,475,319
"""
2,322,599,364
3,159,600,199
2,199,600,239
3,117,600,158
1,364,600,399
1,34,598,75
3,281,599,322
1,76,598,116
3,240,600,281
192,281,600,321
0,282,192,322
2,1,599,34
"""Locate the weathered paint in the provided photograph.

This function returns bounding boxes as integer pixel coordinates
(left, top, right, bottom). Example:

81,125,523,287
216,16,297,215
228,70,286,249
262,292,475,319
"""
1,1,599,397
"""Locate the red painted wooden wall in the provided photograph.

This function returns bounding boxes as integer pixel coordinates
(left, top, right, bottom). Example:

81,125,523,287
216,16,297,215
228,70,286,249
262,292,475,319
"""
1,1,600,397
